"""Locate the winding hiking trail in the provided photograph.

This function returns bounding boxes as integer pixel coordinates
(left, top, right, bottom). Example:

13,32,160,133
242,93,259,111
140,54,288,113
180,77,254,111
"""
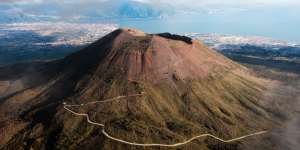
63,91,268,147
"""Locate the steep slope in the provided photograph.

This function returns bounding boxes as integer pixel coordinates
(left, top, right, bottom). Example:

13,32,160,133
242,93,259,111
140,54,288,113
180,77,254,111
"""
0,28,273,150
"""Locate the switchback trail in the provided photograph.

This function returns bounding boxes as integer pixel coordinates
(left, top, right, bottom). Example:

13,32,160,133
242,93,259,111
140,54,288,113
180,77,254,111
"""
63,92,268,147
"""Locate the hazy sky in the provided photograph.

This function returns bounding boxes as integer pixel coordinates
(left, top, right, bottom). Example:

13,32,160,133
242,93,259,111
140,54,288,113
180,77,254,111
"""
2,0,299,15
2,0,300,6
2,0,300,14
1,0,299,42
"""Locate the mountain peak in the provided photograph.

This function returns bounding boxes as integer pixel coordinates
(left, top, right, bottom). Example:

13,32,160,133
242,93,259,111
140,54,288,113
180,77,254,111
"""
118,28,146,36
0,28,271,150
64,28,237,83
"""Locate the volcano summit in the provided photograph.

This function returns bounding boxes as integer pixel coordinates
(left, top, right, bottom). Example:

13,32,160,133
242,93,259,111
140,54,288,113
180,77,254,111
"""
0,29,273,150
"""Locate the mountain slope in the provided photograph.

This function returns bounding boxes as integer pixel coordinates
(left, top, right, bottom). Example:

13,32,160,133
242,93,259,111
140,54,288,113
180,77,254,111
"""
0,29,273,150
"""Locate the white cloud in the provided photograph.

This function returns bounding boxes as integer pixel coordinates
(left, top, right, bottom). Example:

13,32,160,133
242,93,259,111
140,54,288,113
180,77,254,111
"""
1,0,299,12
0,0,42,3
3,0,300,5
1,0,299,18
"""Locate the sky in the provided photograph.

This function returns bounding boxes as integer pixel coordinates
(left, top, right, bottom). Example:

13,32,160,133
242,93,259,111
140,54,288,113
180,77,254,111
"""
1,0,299,16
2,0,299,17
2,0,300,7
0,0,299,43
1,0,299,18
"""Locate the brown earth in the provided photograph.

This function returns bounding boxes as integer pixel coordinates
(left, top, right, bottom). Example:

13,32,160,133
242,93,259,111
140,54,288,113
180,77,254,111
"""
0,28,277,150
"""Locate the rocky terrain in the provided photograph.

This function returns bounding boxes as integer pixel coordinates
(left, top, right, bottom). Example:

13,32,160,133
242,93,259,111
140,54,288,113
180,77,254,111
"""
0,29,281,150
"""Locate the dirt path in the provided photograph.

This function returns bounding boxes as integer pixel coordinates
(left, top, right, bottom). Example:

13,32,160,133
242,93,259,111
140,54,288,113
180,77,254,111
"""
63,92,268,147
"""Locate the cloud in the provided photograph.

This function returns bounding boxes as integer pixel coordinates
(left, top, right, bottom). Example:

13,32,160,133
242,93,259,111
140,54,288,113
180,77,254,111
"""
0,0,299,21
1,0,300,5
1,0,299,11
0,0,42,3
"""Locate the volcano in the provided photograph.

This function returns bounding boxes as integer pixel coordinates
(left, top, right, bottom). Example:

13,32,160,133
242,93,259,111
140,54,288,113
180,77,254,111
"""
0,29,273,150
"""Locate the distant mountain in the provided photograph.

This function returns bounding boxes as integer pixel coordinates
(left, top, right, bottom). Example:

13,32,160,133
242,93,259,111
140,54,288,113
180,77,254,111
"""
279,46,300,57
116,0,163,18
0,29,273,149
0,0,167,24
0,12,35,24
